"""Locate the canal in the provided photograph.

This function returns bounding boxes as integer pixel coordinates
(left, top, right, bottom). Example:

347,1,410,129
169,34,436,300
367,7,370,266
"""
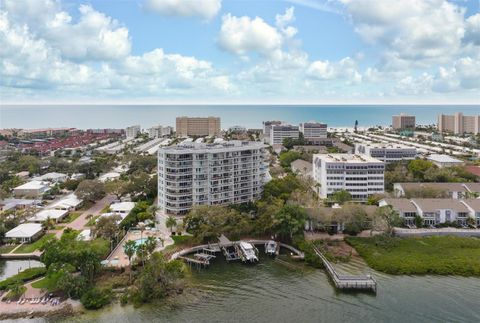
0,259,44,281
58,254,480,323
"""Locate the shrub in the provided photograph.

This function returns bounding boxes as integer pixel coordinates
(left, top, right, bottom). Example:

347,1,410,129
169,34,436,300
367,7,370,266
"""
81,287,112,309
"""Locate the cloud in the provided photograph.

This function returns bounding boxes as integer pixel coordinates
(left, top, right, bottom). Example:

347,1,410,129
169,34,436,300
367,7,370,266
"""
218,13,283,57
342,0,466,66
0,1,231,99
3,0,131,61
307,57,362,84
464,13,480,46
144,0,221,20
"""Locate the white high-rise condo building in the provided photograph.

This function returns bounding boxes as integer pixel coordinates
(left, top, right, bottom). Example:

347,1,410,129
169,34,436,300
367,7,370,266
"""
148,125,173,138
313,154,385,201
126,125,141,139
355,143,417,163
299,121,327,144
438,113,480,135
158,141,268,215
269,124,299,145
392,114,415,130
262,121,282,144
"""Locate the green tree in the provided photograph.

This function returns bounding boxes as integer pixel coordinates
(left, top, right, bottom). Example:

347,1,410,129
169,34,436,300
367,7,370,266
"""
374,206,402,236
272,204,307,240
75,180,106,203
166,216,177,233
94,215,122,245
124,240,138,269
407,159,435,180
144,236,157,255
331,190,352,204
57,273,87,299
105,179,128,199
81,287,112,309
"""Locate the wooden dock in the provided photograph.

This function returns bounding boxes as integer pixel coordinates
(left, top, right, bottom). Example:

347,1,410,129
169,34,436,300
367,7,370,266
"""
313,246,377,293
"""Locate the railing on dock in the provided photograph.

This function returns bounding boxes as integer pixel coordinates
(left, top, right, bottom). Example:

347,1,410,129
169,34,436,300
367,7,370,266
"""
312,246,377,293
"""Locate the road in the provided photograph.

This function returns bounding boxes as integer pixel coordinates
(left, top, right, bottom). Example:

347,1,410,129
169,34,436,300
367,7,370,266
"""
54,194,116,238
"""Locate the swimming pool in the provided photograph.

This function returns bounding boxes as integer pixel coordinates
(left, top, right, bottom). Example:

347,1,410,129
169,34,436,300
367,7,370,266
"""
134,238,147,246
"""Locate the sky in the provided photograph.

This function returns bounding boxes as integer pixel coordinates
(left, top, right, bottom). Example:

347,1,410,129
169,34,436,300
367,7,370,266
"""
0,0,479,104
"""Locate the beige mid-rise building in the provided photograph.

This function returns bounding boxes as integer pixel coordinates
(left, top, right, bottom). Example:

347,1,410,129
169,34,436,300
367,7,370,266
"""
176,116,221,137
392,114,415,130
438,113,480,135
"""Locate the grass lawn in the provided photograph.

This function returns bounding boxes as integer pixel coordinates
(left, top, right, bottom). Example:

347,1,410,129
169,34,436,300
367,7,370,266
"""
0,267,46,290
13,233,56,254
171,235,194,245
346,235,480,276
0,245,16,254
31,276,56,291
63,211,82,223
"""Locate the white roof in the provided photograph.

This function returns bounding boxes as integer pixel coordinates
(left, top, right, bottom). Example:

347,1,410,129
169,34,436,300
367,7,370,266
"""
239,241,254,250
6,223,43,238
314,154,383,164
98,172,121,182
33,172,67,181
14,180,49,190
29,209,68,222
110,202,135,213
48,193,82,209
98,212,128,222
427,154,463,163
77,229,92,241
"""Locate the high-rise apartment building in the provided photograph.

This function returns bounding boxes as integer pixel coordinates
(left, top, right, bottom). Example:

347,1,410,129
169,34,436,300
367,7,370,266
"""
148,125,173,138
176,117,220,137
158,141,268,215
269,124,299,145
125,125,141,139
438,113,480,135
312,154,385,201
262,121,282,144
392,114,415,130
299,122,327,144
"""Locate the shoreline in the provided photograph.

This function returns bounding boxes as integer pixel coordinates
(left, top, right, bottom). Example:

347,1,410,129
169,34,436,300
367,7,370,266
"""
0,299,83,320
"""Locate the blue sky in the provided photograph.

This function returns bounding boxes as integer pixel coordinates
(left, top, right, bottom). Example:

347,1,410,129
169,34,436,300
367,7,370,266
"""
0,0,479,103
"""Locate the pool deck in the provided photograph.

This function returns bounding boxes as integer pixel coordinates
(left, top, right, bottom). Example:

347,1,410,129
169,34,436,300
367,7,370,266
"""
104,229,173,267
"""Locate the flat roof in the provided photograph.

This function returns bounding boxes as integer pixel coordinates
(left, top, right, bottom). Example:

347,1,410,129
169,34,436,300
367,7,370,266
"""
48,193,83,209
14,180,49,190
356,142,417,150
291,159,313,172
110,202,135,212
161,140,265,153
314,154,383,163
6,223,43,238
29,209,68,221
427,154,463,163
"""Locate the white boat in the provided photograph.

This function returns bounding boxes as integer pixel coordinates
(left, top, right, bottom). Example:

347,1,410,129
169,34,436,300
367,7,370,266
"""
265,240,278,256
238,241,258,262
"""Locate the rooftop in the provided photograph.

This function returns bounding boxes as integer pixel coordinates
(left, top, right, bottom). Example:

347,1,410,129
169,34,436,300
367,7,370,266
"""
396,182,467,192
381,198,417,212
14,180,49,190
427,154,463,163
314,154,383,163
411,199,470,213
33,172,67,181
6,223,43,238
48,193,83,209
356,142,416,150
161,140,266,153
29,209,68,222
110,201,135,213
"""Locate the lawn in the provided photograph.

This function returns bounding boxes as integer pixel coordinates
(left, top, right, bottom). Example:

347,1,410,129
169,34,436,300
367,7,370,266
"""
13,233,56,254
0,267,46,290
62,211,82,223
0,245,16,254
346,235,480,276
172,235,194,245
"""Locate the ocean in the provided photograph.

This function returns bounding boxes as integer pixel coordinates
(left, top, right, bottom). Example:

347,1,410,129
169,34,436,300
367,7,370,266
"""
1,105,479,129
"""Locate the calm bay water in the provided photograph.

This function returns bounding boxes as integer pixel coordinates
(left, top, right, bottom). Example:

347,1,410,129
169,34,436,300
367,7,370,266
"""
0,260,44,281
1,105,479,129
31,255,480,323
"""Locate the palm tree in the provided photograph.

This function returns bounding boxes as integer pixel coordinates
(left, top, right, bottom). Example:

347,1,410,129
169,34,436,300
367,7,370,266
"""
123,240,137,280
144,236,157,255
166,216,177,233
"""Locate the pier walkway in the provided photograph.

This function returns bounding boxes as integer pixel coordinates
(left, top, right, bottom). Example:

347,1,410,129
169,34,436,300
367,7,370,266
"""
312,246,377,293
